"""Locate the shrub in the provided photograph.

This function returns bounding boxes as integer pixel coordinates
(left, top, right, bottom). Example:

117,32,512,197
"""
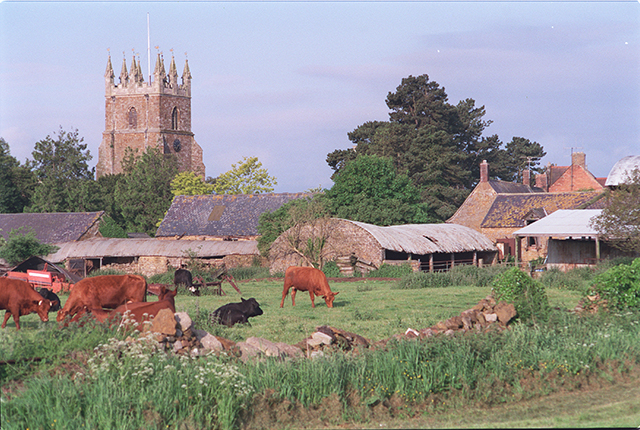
322,260,342,278
491,267,550,325
366,263,413,278
0,227,59,265
98,215,127,238
540,267,585,292
587,257,640,311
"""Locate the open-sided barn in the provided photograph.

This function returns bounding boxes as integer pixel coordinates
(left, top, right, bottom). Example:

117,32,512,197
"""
268,218,498,275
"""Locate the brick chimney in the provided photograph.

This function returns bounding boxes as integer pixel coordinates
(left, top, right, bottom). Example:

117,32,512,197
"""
480,160,489,183
572,152,586,168
523,169,531,187
535,173,548,191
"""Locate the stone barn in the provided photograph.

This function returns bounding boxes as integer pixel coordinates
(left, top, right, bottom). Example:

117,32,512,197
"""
268,218,498,275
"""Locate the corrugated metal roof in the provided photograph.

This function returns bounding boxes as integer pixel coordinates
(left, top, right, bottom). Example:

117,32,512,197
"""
0,212,104,243
605,155,640,186
46,238,258,262
156,193,312,237
347,220,497,254
513,209,602,238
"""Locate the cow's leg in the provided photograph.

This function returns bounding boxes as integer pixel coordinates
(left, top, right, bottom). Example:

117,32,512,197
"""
291,288,297,306
280,285,290,308
2,311,12,328
309,290,315,308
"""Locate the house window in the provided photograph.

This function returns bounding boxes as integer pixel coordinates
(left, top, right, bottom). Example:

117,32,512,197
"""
128,107,137,129
171,107,179,130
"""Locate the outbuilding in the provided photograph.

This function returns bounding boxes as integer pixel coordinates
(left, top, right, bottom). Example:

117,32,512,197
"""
268,218,498,275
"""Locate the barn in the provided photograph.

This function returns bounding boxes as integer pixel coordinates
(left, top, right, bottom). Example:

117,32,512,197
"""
268,218,498,275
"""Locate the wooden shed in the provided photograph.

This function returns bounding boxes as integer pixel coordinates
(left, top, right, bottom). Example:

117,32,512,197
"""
268,218,498,275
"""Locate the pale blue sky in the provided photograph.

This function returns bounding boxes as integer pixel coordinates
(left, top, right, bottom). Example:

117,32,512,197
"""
1,1,638,192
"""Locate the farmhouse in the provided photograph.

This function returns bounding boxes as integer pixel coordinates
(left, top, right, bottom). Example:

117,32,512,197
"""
268,218,498,275
448,159,605,263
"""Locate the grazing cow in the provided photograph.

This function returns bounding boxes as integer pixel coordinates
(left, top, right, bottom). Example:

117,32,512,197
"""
281,266,339,308
175,268,199,296
0,278,52,329
211,297,263,327
57,274,147,322
37,288,61,312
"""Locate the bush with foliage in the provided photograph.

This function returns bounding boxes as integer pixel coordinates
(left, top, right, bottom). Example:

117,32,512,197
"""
98,215,127,238
587,257,640,311
491,267,550,325
0,228,58,265
322,260,342,278
366,263,413,278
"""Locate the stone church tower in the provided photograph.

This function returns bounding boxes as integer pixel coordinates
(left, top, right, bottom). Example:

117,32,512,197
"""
96,52,205,178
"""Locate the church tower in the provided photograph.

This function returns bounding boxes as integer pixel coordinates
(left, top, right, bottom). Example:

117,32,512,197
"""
96,51,205,178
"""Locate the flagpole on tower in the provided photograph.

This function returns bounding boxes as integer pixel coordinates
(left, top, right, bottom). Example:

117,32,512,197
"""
147,12,151,83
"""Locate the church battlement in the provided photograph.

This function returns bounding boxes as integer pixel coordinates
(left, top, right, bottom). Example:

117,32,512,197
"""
97,49,204,179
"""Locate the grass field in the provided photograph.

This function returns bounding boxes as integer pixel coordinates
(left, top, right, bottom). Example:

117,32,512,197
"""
3,275,640,430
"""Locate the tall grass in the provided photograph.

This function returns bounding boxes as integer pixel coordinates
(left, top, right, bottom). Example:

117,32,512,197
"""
394,264,510,289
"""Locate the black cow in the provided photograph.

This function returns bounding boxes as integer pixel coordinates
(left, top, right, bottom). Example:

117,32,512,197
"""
174,268,199,296
211,298,263,327
37,288,61,312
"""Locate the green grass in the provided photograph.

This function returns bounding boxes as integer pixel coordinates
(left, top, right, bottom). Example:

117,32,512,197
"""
3,274,636,430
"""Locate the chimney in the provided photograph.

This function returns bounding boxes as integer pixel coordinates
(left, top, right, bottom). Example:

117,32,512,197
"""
480,160,489,183
572,152,586,169
523,169,531,187
535,173,548,191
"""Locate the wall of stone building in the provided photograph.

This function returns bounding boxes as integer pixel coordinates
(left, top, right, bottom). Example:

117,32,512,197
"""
447,181,496,231
269,219,383,274
481,227,548,263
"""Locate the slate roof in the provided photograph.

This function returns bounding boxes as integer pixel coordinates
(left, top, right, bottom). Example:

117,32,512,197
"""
481,191,603,228
0,212,104,244
156,193,313,237
488,180,536,194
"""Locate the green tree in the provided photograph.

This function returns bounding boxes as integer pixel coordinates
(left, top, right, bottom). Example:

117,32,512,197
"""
0,138,36,213
115,147,178,235
213,156,277,195
0,227,59,265
326,74,545,221
25,128,97,213
325,154,435,225
171,171,214,196
590,169,640,253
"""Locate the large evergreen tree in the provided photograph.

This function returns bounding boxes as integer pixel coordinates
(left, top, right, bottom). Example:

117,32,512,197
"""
0,138,36,213
326,74,546,220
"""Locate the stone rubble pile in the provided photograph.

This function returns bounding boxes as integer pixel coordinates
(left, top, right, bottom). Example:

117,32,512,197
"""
138,295,517,362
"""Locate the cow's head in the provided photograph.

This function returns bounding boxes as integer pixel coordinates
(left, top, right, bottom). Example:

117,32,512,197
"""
34,299,52,322
242,298,264,317
322,292,339,308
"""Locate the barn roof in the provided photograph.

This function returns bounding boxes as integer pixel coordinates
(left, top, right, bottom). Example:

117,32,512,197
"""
481,191,603,228
0,211,104,243
347,220,497,254
605,155,640,186
513,209,602,238
46,238,258,262
156,193,312,238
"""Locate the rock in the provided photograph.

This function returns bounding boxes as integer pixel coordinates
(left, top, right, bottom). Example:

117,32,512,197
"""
276,342,304,359
215,336,237,352
434,321,448,331
200,333,224,352
445,316,463,330
484,313,498,323
173,340,183,352
174,312,192,332
236,341,262,362
461,315,473,330
315,326,337,342
494,302,517,326
150,309,177,336
246,337,283,358
310,350,324,359
307,337,326,348
311,331,334,345
419,328,435,338
404,328,419,338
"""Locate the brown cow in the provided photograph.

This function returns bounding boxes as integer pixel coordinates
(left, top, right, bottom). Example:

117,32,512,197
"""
280,266,339,308
0,278,52,329
57,274,147,322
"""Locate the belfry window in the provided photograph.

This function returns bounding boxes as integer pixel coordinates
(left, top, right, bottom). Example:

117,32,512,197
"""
128,107,137,129
171,107,179,130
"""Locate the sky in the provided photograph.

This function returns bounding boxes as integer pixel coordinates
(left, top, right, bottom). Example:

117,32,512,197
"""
1,1,639,193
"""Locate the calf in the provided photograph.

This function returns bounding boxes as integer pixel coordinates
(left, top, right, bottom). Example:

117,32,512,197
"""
174,268,199,296
0,278,52,329
57,274,147,322
37,288,61,312
281,266,339,308
211,297,263,327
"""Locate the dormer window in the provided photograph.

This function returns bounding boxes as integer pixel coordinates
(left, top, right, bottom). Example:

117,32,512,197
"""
171,107,179,130
128,107,137,129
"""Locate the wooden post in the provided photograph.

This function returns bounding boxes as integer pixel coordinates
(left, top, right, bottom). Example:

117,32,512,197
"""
429,254,434,272
451,253,455,270
514,236,520,266
473,251,477,266
595,236,601,262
